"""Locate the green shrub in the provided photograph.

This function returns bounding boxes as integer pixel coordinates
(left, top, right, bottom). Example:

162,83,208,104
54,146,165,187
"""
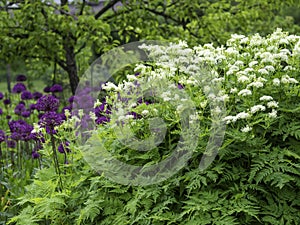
8,29,300,225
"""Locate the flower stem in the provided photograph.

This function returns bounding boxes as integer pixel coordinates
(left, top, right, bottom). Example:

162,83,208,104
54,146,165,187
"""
50,133,63,191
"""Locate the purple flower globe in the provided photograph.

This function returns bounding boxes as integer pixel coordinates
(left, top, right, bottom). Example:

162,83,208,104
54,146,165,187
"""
12,83,27,93
9,120,34,141
33,92,43,100
36,95,59,112
95,116,110,125
3,99,11,105
21,90,33,100
58,141,70,153
29,104,36,110
14,103,26,115
0,130,5,142
50,84,63,93
6,140,16,148
31,151,40,159
73,94,94,109
0,108,2,115
177,83,184,89
43,86,51,93
0,92,3,100
94,103,105,117
62,105,72,114
68,96,75,103
16,74,27,82
21,110,31,118
39,111,64,134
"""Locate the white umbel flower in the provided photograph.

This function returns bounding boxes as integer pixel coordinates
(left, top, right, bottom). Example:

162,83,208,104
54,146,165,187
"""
247,81,264,88
258,68,269,75
250,105,266,113
141,110,149,116
31,123,43,134
102,82,118,91
249,61,258,67
223,115,237,124
273,78,280,86
238,89,252,96
241,125,252,133
259,96,273,101
236,112,250,120
267,101,279,108
268,109,277,118
238,75,250,83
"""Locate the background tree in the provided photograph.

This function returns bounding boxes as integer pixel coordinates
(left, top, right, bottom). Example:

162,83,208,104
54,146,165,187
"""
0,0,299,94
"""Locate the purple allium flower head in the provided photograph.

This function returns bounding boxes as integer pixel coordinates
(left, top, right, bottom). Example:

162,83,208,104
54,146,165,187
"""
9,120,34,141
94,103,105,117
50,84,63,93
6,140,16,148
177,83,184,89
33,92,43,100
12,83,27,93
77,87,92,95
97,81,107,91
36,95,59,112
21,90,33,100
16,74,27,82
62,105,72,114
34,140,43,150
31,151,40,159
127,111,140,119
68,96,75,103
29,104,36,110
0,92,3,100
95,116,110,125
133,80,140,88
21,110,31,118
117,92,130,104
3,99,11,105
73,94,94,109
59,112,67,121
38,113,44,119
0,130,5,142
14,103,26,115
39,111,64,134
58,141,70,153
0,108,2,115
77,114,93,130
43,86,51,93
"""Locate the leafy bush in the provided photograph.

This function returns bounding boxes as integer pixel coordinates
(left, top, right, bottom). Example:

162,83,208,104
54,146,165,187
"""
6,29,300,224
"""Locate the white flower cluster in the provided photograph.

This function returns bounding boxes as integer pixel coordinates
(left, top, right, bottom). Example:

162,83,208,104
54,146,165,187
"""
101,29,300,134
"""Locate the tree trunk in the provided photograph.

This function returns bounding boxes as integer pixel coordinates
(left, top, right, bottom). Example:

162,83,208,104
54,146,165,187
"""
63,39,79,95
60,0,79,95
6,64,11,93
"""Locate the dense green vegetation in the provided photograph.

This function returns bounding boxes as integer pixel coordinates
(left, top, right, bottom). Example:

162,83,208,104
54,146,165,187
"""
0,1,300,224
1,0,300,93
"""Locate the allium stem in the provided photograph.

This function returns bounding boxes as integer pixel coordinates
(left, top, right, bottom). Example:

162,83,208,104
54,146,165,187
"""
0,146,3,171
10,150,14,166
50,133,63,190
17,141,22,171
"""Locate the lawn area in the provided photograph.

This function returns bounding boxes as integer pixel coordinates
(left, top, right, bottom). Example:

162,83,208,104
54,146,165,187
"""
0,80,46,93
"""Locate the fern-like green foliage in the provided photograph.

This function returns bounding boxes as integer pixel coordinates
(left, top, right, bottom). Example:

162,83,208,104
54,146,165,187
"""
6,30,300,224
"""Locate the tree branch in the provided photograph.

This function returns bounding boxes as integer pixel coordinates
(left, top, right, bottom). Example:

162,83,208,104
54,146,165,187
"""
94,0,120,20
79,0,86,15
75,42,86,55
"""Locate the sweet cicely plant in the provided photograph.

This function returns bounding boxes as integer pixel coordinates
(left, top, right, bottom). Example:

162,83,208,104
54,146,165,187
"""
8,29,300,225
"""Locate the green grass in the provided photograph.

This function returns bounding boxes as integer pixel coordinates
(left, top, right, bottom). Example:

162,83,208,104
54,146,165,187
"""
0,80,46,93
